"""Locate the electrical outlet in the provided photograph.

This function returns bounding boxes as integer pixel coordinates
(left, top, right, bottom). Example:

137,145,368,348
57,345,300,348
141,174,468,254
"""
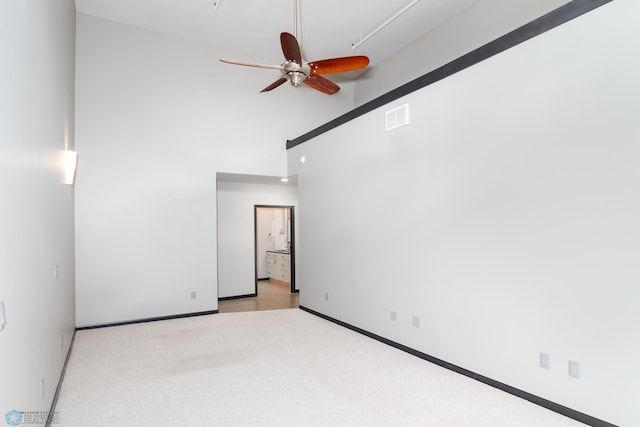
54,264,60,279
412,316,420,328
540,352,551,370
569,360,581,379
390,311,397,321
59,335,64,351
40,379,45,399
190,291,197,300
325,292,329,301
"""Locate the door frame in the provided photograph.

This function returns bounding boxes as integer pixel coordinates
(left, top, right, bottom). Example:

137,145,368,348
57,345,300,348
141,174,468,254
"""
254,205,297,294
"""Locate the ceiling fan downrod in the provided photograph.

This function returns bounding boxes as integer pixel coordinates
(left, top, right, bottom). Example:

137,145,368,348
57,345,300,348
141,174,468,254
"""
293,0,298,40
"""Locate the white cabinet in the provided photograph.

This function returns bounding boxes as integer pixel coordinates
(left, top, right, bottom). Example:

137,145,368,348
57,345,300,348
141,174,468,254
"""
266,251,291,283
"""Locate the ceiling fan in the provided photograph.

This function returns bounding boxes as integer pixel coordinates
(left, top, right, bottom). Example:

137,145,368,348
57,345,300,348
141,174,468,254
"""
219,1,369,95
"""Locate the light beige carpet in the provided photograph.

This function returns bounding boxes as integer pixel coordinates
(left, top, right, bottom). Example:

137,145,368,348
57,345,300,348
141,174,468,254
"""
54,309,584,426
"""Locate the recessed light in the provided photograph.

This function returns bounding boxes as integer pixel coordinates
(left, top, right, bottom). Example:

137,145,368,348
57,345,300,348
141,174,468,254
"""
281,177,289,182
299,156,306,164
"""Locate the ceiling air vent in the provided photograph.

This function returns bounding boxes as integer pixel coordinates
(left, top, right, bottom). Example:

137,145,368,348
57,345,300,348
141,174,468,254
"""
385,104,409,131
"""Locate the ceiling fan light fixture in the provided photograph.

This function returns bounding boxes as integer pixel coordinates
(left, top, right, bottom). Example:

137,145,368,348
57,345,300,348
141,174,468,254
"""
288,71,307,86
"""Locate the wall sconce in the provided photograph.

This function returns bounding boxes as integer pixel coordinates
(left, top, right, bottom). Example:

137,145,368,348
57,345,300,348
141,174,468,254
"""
64,150,78,185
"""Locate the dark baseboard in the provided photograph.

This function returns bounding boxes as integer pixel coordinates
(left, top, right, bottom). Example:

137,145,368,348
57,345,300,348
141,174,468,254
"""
45,330,76,427
218,293,257,301
298,305,617,427
76,310,219,330
257,277,270,281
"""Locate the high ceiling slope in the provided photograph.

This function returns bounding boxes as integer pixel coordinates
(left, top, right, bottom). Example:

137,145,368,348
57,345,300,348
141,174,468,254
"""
74,0,480,67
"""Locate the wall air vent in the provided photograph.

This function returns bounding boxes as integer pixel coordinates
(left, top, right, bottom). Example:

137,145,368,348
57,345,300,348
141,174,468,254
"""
385,103,409,131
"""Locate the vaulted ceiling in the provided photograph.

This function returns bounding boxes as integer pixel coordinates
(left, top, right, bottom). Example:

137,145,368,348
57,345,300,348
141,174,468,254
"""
75,0,480,68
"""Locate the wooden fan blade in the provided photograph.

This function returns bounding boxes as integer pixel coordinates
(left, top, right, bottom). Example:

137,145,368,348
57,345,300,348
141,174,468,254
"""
220,59,283,70
261,78,288,93
304,74,340,95
309,56,369,75
280,32,302,64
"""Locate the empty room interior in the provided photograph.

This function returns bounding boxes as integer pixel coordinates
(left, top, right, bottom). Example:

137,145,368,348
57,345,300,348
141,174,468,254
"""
1,0,638,425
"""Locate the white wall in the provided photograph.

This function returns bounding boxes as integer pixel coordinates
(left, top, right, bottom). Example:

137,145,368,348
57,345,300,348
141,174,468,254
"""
355,0,571,106
74,14,350,326
288,1,639,425
0,0,76,418
217,182,298,298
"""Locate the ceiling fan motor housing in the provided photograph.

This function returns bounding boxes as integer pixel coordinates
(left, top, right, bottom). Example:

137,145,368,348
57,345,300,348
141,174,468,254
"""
283,61,310,86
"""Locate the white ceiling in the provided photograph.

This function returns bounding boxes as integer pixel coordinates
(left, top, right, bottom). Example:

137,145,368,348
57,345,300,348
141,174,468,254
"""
74,0,480,68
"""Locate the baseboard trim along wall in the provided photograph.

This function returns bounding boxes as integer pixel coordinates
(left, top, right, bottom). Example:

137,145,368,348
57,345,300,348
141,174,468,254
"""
46,330,76,427
285,0,612,150
76,310,219,330
298,305,617,427
218,293,257,301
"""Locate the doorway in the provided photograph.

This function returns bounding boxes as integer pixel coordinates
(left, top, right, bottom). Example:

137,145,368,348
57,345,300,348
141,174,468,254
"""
254,205,296,295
